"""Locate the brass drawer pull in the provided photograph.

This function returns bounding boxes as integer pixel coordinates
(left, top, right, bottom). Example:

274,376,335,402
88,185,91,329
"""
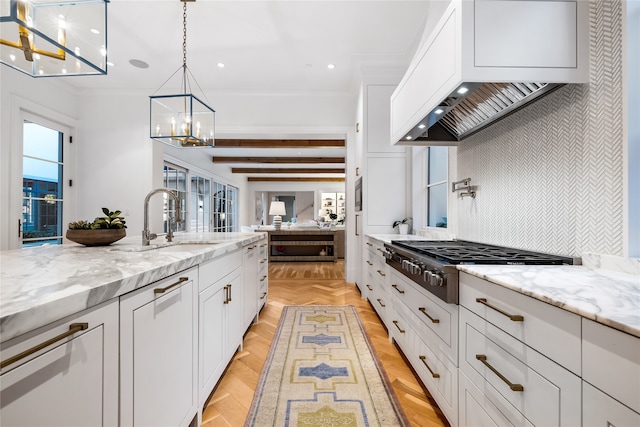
376,247,384,253
223,285,230,304
366,242,373,246
366,261,373,266
376,270,386,277
391,284,405,294
366,285,373,291
228,284,232,302
260,259,267,263
419,355,440,378
376,298,386,307
260,275,267,282
1,323,89,370
246,245,255,250
392,320,405,333
476,298,524,321
260,292,267,300
418,307,440,323
154,277,189,294
475,354,524,391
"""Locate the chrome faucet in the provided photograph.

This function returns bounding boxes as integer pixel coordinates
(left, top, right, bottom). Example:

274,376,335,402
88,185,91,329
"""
142,188,182,245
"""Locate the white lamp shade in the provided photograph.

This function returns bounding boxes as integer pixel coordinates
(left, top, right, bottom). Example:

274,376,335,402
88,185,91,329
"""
269,201,286,216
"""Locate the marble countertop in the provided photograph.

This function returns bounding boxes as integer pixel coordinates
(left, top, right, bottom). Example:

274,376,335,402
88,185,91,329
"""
0,232,266,342
458,265,640,338
366,234,430,244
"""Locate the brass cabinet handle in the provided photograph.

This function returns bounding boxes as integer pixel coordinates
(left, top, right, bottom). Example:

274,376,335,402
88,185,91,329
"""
376,247,384,253
366,260,373,266
476,298,524,321
366,242,373,246
246,245,256,250
260,275,267,282
475,354,524,391
260,258,267,263
376,270,386,277
419,355,440,378
392,320,405,333
223,285,230,304
154,277,189,294
366,285,373,291
391,284,405,294
228,284,232,302
376,298,386,307
260,292,267,300
1,323,89,369
418,307,440,323
355,215,360,236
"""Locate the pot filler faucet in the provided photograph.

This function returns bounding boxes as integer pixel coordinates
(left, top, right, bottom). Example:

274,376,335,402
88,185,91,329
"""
142,188,182,245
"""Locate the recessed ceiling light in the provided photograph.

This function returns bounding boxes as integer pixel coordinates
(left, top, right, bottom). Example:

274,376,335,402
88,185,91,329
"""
405,136,412,140
327,64,335,69
217,62,224,68
435,108,444,114
457,86,469,94
90,28,100,34
418,124,426,129
129,59,149,69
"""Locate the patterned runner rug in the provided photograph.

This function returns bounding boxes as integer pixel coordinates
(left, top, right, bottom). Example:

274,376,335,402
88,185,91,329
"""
245,305,410,426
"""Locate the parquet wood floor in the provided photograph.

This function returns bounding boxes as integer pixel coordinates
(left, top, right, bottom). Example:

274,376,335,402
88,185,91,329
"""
201,261,450,427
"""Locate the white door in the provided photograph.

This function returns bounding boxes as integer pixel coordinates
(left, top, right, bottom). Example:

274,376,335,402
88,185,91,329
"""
10,111,75,249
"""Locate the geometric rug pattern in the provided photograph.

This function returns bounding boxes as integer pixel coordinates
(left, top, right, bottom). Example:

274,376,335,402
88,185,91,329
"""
244,305,410,426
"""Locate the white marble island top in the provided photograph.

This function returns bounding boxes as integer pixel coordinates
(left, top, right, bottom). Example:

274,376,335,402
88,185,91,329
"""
458,264,640,338
0,232,266,342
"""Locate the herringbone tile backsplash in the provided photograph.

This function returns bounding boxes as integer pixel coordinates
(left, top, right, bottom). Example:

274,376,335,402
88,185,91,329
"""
456,0,623,257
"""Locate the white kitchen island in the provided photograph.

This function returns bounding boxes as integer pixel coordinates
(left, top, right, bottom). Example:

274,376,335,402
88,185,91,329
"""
0,232,267,427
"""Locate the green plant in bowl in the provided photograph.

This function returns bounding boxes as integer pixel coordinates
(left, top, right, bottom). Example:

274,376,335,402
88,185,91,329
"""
67,208,127,246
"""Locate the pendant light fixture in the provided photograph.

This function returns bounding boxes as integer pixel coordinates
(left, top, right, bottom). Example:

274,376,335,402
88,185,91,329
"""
149,0,215,148
0,0,108,77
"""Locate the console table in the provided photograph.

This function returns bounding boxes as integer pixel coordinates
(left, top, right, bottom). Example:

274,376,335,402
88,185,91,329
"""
264,230,337,262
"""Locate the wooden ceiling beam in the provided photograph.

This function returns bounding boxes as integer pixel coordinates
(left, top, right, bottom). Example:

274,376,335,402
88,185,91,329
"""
215,139,345,148
247,177,345,182
212,157,345,164
232,168,345,174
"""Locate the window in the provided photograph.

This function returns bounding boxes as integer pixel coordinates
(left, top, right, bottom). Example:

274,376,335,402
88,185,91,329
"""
426,146,448,228
163,162,238,233
162,164,187,232
22,121,65,246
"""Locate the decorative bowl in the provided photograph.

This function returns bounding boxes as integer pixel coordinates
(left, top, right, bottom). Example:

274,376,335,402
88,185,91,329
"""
66,229,127,246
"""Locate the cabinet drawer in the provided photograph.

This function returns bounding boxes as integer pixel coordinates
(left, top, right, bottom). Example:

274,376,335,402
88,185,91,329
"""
583,318,640,413
391,308,458,426
0,300,119,427
199,249,242,291
460,272,581,374
583,381,640,427
390,271,456,350
460,307,581,427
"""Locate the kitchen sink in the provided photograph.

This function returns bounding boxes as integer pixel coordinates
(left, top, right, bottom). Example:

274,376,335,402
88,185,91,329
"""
109,241,223,252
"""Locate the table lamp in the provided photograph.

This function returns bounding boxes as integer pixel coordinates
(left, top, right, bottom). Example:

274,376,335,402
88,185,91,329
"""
269,201,286,230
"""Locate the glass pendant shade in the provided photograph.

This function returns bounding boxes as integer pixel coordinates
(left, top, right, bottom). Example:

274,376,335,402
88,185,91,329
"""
150,93,215,148
0,0,108,77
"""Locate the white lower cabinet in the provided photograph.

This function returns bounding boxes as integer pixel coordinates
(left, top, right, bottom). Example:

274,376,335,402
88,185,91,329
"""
257,238,269,312
198,250,244,408
459,306,581,427
0,299,118,427
243,242,259,330
120,267,198,427
583,381,640,427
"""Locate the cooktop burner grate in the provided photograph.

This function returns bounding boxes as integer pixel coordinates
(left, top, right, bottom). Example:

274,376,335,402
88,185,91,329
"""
390,240,573,265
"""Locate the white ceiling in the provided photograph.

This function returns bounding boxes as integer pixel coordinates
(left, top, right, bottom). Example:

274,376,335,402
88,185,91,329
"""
74,0,432,178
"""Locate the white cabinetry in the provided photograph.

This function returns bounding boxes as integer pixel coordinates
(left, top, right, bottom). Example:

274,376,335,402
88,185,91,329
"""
198,250,244,407
582,318,640,422
120,268,198,427
0,300,118,427
363,236,392,329
389,270,459,425
257,238,269,312
459,272,581,427
390,0,588,145
243,242,259,330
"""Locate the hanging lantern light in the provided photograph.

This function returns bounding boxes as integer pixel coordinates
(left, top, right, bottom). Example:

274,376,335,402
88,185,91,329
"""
0,0,108,77
149,0,215,148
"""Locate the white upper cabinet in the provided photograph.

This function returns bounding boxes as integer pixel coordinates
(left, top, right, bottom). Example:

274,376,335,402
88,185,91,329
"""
390,0,588,146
